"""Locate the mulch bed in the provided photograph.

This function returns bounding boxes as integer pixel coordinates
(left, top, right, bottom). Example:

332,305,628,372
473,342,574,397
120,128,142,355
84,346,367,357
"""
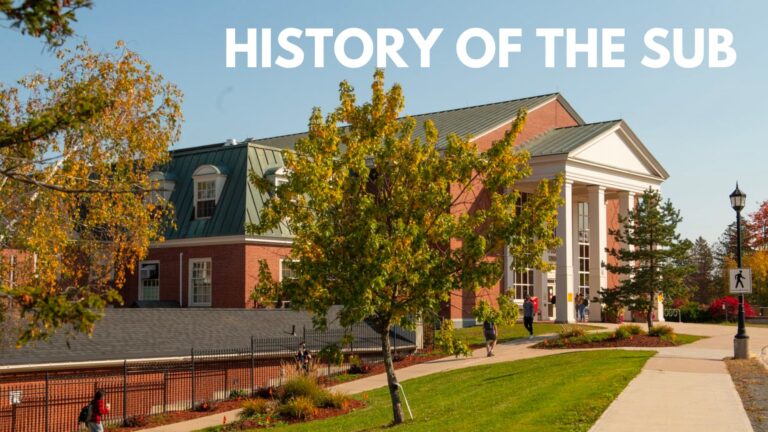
108,398,245,431
222,399,367,430
111,350,446,431
318,349,447,386
726,358,768,432
533,335,677,349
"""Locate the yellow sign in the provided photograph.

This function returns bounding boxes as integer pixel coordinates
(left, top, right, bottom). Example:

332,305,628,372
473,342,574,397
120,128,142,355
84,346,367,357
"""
567,292,573,302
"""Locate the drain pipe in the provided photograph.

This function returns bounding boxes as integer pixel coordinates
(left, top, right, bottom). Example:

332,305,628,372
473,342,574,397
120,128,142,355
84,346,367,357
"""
179,252,183,307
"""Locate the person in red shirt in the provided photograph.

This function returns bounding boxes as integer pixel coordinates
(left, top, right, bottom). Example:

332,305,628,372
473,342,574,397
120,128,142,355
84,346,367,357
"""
86,390,110,432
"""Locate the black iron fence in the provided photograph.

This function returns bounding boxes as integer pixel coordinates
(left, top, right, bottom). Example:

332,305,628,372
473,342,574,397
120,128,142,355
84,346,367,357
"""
0,324,415,432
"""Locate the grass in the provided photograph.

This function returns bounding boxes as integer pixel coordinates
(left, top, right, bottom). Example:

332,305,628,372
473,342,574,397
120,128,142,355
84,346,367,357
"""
450,322,602,346
198,350,653,432
673,333,707,344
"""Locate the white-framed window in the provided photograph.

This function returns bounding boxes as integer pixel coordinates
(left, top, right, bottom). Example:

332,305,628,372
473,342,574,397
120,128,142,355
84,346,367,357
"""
138,261,160,301
513,269,535,300
265,166,290,188
279,259,298,281
189,258,212,306
193,165,227,220
577,202,590,298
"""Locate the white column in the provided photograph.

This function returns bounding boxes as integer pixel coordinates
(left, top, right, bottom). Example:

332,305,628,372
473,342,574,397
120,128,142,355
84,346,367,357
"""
588,185,607,322
556,181,576,323
618,191,635,322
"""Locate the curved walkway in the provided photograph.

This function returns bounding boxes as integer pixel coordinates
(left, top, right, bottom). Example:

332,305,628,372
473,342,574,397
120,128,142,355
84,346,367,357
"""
145,322,768,432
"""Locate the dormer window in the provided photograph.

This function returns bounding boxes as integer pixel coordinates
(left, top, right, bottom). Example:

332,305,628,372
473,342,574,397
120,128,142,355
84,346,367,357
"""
148,171,176,204
193,165,227,220
264,166,290,187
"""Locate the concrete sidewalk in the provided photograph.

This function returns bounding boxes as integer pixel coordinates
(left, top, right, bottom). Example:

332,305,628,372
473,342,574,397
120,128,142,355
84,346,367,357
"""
145,322,767,432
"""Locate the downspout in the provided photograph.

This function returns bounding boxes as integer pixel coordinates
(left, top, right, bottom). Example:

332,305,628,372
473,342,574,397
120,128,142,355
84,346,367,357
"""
179,252,183,307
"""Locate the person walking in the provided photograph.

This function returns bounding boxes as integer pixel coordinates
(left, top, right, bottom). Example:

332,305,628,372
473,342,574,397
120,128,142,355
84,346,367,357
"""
523,295,535,338
483,319,497,357
85,390,109,432
575,293,583,322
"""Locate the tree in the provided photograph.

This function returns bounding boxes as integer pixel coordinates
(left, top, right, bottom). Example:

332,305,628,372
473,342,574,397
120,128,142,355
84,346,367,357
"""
1,7,183,344
248,70,562,424
1,0,93,47
604,188,693,331
687,237,717,303
747,200,768,251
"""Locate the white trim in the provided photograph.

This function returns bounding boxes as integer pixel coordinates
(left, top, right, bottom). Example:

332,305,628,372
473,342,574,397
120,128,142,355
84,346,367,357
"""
138,260,160,301
151,235,293,248
278,258,299,282
188,258,212,307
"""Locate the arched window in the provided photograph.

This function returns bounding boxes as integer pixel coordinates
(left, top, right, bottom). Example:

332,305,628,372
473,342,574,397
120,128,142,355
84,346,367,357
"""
193,165,227,219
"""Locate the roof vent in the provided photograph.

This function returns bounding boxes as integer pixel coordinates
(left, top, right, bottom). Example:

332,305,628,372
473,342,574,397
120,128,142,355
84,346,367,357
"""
225,138,238,146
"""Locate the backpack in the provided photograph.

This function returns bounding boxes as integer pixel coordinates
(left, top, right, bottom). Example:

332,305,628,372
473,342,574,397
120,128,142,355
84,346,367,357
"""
78,403,92,423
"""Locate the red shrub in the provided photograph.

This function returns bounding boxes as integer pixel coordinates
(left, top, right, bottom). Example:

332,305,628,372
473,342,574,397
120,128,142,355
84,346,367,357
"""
709,296,757,320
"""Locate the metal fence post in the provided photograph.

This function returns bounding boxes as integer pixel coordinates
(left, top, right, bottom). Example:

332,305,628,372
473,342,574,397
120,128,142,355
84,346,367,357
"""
163,369,168,413
123,360,128,425
250,336,255,396
44,372,49,432
190,348,196,410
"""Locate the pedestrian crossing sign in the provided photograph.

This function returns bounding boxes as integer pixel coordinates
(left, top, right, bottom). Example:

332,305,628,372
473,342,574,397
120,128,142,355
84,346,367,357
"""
729,268,752,294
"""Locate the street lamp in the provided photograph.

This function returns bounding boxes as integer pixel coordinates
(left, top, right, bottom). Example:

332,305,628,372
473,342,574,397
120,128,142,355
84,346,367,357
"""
730,183,749,359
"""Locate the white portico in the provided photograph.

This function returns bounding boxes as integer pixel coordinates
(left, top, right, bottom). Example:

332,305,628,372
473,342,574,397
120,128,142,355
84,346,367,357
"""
506,120,669,323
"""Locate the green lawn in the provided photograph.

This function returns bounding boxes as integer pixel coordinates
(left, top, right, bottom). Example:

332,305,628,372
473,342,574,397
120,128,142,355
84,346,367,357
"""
451,322,603,346
201,350,653,432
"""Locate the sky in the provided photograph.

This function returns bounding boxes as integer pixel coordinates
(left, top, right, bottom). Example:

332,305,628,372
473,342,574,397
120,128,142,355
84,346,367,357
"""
1,0,766,244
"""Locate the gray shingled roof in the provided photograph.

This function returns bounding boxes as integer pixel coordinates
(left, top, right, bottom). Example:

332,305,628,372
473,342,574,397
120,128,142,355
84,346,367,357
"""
0,307,393,366
521,120,621,156
250,93,568,150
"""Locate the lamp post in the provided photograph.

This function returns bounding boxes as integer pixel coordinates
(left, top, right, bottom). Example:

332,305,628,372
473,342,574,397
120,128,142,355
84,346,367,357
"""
730,183,749,359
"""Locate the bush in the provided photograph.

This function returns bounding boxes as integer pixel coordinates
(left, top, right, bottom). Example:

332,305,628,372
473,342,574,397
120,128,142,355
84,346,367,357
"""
709,296,757,321
649,325,675,341
317,391,350,409
123,415,148,427
278,395,316,420
613,324,644,340
434,319,472,358
348,355,371,374
558,327,585,339
679,302,709,322
193,400,216,412
281,375,325,404
317,343,344,366
228,389,249,400
239,398,276,419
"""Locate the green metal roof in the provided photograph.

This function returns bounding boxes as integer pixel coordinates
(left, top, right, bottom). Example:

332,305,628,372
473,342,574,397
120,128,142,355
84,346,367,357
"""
521,120,621,157
250,93,569,150
162,93,596,240
161,143,289,239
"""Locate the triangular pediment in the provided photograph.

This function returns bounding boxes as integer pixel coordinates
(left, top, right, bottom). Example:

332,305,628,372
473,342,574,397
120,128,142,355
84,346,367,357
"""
570,124,667,179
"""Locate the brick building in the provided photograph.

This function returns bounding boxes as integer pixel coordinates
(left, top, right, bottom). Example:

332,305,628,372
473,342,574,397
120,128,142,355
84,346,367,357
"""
123,93,669,325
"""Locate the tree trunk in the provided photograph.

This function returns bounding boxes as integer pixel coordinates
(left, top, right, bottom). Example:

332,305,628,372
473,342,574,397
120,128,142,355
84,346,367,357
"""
647,290,654,332
380,326,405,425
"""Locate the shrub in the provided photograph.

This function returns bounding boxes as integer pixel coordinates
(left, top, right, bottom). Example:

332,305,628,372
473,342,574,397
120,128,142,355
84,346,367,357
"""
348,355,371,374
558,327,585,339
123,415,148,427
434,319,472,358
278,395,316,420
281,375,324,403
679,302,708,322
193,400,216,412
239,398,276,420
317,343,344,366
709,296,757,321
255,386,276,399
613,324,644,340
649,324,675,341
228,389,249,400
317,391,350,409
